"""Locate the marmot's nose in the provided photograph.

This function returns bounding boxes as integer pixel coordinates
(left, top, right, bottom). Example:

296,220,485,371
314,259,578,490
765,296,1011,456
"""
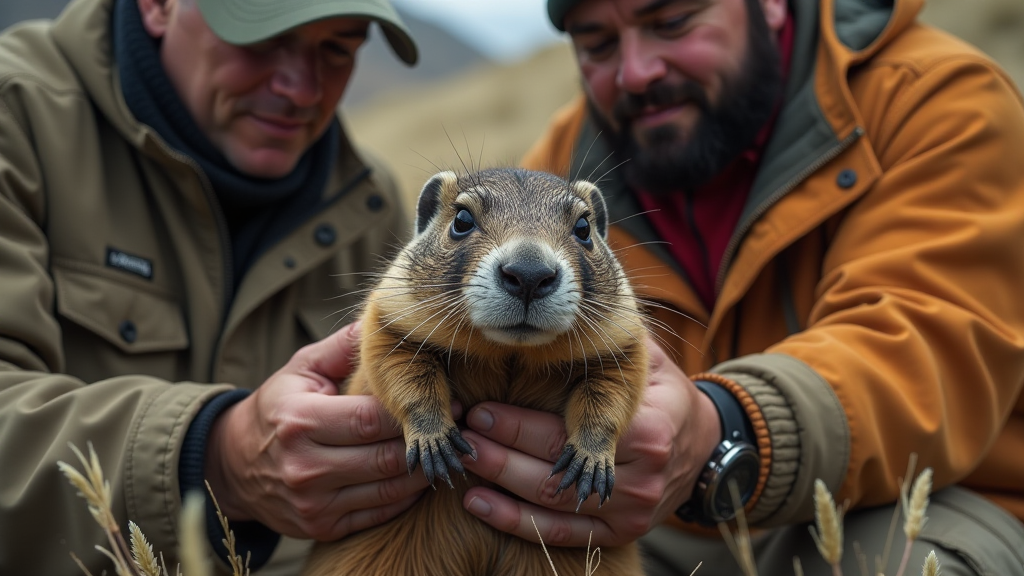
499,260,560,302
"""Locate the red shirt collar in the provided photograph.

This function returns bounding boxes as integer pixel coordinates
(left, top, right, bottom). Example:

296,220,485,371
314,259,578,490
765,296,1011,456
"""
632,13,796,310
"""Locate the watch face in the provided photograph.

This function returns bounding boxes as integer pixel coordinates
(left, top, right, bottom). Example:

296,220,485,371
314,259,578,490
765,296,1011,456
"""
710,447,760,521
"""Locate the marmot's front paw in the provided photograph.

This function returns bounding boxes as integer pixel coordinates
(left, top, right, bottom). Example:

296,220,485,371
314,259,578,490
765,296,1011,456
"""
550,443,615,511
406,425,476,488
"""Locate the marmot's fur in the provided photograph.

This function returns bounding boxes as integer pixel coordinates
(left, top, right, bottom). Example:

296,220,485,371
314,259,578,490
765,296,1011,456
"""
303,168,648,576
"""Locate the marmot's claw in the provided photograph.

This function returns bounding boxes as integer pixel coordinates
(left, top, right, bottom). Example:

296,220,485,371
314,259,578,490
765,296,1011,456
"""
406,441,420,475
595,463,614,506
549,444,616,511
407,427,470,489
448,428,477,460
600,464,615,504
419,440,435,486
550,444,576,478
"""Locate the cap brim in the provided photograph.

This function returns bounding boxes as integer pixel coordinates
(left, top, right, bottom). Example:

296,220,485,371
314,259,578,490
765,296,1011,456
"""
196,0,418,65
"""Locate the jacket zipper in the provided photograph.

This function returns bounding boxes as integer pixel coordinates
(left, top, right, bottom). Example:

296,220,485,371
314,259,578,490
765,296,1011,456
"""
152,142,235,324
714,126,864,294
683,188,714,309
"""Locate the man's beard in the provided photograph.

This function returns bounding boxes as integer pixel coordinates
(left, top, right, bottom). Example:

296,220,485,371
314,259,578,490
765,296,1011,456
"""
590,0,784,196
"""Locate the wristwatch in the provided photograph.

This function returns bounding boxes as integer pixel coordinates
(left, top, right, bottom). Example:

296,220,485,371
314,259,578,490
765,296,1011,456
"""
676,380,760,526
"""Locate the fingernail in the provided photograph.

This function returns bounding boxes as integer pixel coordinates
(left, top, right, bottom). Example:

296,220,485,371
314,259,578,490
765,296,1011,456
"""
468,407,494,432
346,320,362,338
467,496,492,517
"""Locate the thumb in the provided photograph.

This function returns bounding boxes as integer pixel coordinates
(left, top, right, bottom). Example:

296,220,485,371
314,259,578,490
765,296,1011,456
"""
644,334,669,371
299,320,363,383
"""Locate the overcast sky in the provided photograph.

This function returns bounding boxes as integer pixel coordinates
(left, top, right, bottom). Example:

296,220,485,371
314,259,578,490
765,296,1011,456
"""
393,0,566,62
0,0,567,63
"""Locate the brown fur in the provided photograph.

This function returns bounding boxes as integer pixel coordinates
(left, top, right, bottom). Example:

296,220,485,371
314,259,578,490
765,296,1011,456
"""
303,168,648,576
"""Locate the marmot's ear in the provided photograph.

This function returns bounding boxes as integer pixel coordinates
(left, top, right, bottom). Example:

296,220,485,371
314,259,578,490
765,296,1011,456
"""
416,171,458,236
572,180,608,240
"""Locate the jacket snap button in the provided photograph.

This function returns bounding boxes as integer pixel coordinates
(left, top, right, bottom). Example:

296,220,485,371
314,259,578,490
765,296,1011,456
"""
837,169,858,189
366,195,384,212
314,224,336,247
283,256,296,269
119,320,138,344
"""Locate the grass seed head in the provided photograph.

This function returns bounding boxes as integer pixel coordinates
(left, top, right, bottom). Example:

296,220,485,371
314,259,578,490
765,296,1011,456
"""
921,550,939,576
809,479,844,566
180,491,213,576
128,521,161,576
57,442,116,531
903,468,933,541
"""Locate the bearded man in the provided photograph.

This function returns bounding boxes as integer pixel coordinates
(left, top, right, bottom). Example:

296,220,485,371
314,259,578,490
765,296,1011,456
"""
455,0,1024,573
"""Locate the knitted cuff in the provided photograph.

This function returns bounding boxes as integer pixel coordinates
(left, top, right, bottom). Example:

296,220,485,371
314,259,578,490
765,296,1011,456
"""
710,371,800,524
179,389,280,571
691,372,775,515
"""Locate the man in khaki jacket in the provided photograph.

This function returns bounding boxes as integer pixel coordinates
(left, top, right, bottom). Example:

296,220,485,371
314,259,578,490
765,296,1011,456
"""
454,0,1024,574
0,0,428,573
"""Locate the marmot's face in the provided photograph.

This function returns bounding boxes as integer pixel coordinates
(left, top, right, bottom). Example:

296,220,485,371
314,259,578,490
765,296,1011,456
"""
466,234,580,345
398,168,630,348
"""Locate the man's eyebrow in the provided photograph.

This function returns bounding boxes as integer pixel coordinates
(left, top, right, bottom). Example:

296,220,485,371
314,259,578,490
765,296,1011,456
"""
567,21,604,35
635,0,707,18
567,0,706,34
331,27,369,40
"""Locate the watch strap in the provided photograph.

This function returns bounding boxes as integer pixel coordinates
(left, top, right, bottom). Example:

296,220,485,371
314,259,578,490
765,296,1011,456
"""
676,379,758,525
693,379,755,446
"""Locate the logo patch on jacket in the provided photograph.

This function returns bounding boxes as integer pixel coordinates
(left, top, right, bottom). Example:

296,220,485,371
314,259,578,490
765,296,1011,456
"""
106,248,154,280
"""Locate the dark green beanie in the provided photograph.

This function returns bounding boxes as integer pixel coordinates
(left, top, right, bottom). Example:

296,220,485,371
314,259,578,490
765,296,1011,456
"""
548,0,586,31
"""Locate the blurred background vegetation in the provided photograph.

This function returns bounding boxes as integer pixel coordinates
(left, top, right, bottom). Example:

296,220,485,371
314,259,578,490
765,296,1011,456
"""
3,0,1022,208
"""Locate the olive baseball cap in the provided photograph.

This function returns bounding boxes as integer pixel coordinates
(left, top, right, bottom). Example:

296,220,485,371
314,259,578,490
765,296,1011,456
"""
547,0,585,31
195,0,418,65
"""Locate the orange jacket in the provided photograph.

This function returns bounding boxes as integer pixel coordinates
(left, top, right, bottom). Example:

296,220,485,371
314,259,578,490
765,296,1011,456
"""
522,0,1024,525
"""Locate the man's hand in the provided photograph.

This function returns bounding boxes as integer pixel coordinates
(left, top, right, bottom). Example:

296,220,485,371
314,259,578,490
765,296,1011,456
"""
204,322,434,541
459,337,721,548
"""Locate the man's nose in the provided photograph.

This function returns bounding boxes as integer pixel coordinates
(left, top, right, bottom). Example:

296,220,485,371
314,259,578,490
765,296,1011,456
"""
271,46,323,107
616,34,666,93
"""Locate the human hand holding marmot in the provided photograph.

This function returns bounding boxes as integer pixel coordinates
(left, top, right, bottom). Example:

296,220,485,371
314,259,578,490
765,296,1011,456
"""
202,322,434,541
459,337,722,548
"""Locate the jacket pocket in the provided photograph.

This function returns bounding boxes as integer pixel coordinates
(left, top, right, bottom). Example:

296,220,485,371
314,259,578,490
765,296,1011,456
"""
53,266,189,353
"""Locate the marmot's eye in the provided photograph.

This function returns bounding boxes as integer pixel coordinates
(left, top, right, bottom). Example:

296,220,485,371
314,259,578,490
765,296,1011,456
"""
573,217,591,242
451,209,476,238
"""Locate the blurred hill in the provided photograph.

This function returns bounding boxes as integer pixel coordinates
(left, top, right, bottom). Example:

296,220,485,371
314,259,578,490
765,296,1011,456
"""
3,0,1022,212
0,1,487,107
920,0,1024,88
348,0,1024,210
343,41,578,207
341,11,487,109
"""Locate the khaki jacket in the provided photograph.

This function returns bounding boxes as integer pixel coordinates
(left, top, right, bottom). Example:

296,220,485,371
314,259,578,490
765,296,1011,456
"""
0,0,407,573
523,0,1024,526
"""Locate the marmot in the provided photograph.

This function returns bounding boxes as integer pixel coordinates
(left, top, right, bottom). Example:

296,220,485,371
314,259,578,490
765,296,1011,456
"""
303,168,648,576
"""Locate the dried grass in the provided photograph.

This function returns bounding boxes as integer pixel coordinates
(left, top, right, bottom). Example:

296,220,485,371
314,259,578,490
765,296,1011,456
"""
179,491,213,576
718,481,757,576
809,479,846,573
903,468,933,541
716,454,942,576
59,444,947,576
128,521,161,576
57,441,135,575
895,466,934,576
920,551,940,576
531,515,603,576
58,442,248,576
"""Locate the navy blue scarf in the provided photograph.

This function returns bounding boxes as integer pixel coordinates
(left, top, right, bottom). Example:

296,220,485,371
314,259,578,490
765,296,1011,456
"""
113,0,340,289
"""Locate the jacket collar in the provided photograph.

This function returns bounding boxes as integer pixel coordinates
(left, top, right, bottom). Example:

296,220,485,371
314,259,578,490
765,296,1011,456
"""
571,0,920,290
52,0,142,145
48,0,370,203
